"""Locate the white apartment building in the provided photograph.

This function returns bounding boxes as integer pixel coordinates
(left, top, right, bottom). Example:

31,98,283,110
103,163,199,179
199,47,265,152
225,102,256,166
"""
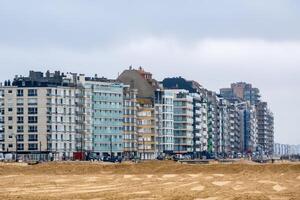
171,90,194,154
0,85,77,160
155,89,174,155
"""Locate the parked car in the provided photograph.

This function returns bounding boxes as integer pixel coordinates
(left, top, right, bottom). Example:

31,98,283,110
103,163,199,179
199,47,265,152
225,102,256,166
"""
157,155,164,160
102,156,122,163
0,153,4,161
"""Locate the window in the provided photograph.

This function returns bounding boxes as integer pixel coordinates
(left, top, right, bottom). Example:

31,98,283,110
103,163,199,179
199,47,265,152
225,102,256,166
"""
17,143,24,151
47,116,52,123
28,116,38,124
46,89,52,96
28,98,37,105
16,99,24,106
8,126,13,130
8,90,12,94
28,89,37,96
28,126,38,132
17,126,24,133
28,116,38,123
17,116,24,123
47,134,51,141
16,135,24,142
28,107,38,114
8,116,13,121
17,107,24,114
8,144,13,148
17,89,23,97
47,107,52,114
8,108,13,112
47,125,52,132
28,143,38,150
28,134,38,141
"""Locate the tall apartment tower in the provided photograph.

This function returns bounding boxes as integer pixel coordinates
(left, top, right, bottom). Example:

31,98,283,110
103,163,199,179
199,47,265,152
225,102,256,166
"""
171,90,194,154
256,102,274,156
123,86,138,158
220,82,261,106
220,82,274,155
206,91,221,155
0,71,77,160
161,77,209,156
189,93,208,157
155,89,174,155
136,98,156,159
219,98,241,156
77,76,124,157
118,67,159,159
0,88,4,146
236,102,258,153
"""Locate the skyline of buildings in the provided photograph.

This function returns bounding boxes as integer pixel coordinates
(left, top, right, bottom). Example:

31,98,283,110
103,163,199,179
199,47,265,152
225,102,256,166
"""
0,67,282,160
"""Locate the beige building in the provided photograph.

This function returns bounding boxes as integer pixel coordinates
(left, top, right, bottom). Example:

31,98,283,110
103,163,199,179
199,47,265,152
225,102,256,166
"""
0,86,77,160
0,71,78,160
137,98,156,159
123,86,138,158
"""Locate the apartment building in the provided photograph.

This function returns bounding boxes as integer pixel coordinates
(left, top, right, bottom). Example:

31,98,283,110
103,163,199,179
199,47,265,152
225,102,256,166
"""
0,88,4,147
172,90,194,154
0,71,77,160
161,77,210,156
191,93,208,157
78,77,124,157
236,102,258,153
123,86,138,158
155,89,174,155
206,91,221,154
256,102,274,156
118,67,159,159
220,82,261,105
219,98,242,156
137,98,156,159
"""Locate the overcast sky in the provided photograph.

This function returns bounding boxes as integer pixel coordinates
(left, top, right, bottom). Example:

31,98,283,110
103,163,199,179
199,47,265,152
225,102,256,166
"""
0,0,299,144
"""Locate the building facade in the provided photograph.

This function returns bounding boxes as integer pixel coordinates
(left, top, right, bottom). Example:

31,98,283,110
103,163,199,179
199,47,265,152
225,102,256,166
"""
0,71,77,160
172,90,194,154
123,86,138,158
155,89,174,155
256,102,274,156
136,98,156,159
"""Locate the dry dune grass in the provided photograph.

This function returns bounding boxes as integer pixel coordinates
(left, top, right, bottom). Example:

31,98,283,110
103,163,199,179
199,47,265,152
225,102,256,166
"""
0,161,299,200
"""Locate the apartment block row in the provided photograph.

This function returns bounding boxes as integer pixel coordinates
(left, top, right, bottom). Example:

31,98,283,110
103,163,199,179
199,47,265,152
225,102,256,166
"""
274,143,300,156
0,68,274,160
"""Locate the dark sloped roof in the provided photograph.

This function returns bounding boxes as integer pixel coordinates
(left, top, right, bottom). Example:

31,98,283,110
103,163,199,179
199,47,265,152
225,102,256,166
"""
117,69,155,98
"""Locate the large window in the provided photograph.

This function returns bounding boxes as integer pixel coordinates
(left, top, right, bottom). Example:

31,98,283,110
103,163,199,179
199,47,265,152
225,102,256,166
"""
28,98,38,106
28,143,38,150
17,89,23,97
17,143,24,151
16,134,24,142
28,107,38,114
28,126,38,132
28,89,37,96
28,116,38,123
28,134,38,141
17,126,24,133
17,107,24,114
16,98,24,106
17,116,24,123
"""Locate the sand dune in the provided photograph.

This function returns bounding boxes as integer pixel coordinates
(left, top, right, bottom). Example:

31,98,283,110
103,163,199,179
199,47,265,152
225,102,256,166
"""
0,161,299,200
